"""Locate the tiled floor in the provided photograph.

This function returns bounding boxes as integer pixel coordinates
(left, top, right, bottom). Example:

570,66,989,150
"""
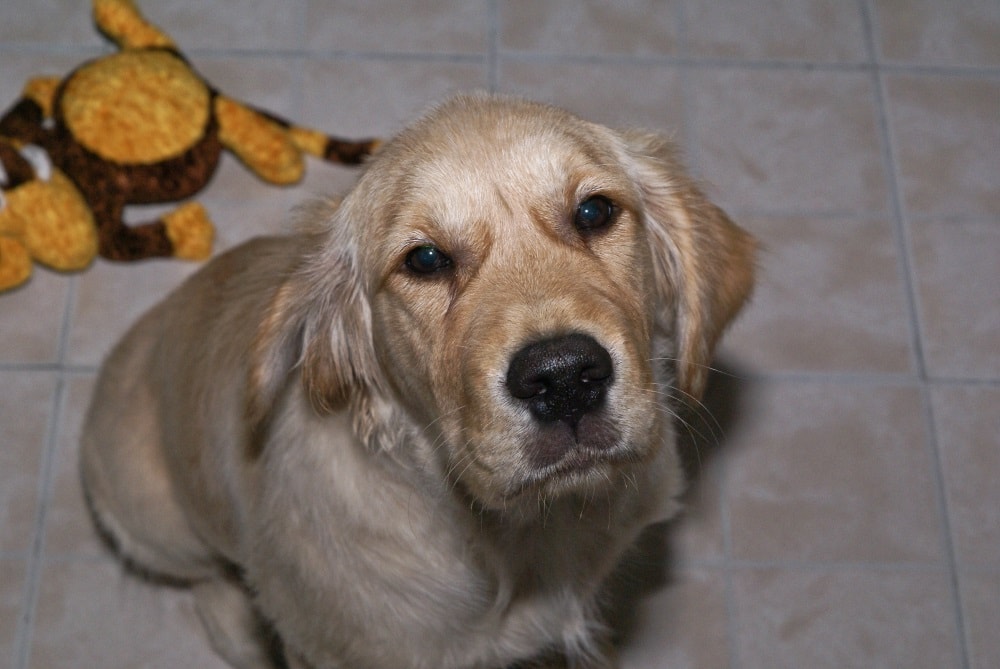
1,1,998,668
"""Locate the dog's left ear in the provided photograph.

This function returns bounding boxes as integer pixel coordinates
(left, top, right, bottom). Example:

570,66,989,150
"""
622,130,756,401
247,202,380,430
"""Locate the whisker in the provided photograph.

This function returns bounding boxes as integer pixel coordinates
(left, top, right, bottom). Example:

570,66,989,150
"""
646,354,744,382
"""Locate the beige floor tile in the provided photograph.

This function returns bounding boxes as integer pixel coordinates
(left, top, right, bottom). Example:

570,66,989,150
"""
909,219,1000,380
724,381,944,563
731,567,960,669
1,53,102,107
195,56,303,123
0,372,56,554
960,570,1000,669
932,386,1000,568
300,59,488,139
499,0,680,57
29,559,229,669
0,1,100,46
137,0,306,51
195,55,375,211
722,215,913,374
1,1,996,667
498,61,685,132
154,55,370,224
296,163,372,217
305,0,488,54
43,375,106,558
668,370,752,565
873,0,1000,67
0,560,26,664
201,189,318,255
886,75,1000,220
688,68,889,215
669,461,727,565
681,0,867,63
210,147,365,211
65,253,199,368
620,569,730,669
0,270,69,365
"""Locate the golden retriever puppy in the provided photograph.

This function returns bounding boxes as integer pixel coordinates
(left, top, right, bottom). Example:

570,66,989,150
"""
81,93,755,669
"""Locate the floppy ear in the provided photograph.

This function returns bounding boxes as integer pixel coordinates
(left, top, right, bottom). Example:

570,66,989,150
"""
623,131,756,400
246,201,380,430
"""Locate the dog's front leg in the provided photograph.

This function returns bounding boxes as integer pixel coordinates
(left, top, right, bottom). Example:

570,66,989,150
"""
193,578,282,669
509,642,618,669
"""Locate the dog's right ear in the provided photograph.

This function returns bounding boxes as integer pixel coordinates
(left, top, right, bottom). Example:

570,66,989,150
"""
621,130,756,401
246,203,379,430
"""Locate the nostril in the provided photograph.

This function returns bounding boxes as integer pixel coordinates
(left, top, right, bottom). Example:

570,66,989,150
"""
506,333,613,424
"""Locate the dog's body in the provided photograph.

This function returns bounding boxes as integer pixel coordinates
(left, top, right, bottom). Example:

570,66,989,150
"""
81,94,754,669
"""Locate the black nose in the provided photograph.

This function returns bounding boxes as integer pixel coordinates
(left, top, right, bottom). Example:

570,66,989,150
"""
506,333,614,425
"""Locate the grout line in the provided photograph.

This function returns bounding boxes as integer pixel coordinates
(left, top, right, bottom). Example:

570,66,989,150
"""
13,553,116,566
486,0,499,92
920,387,973,669
2,6,996,669
288,0,308,117
3,36,999,78
2,362,997,387
875,61,1000,80
860,4,971,669
6,41,998,80
0,363,99,374
14,373,68,669
493,49,1000,78
676,556,959,574
860,20,928,384
674,2,702,175
184,48,488,64
721,369,918,387
54,277,77,369
13,273,80,669
722,207,1000,226
671,4,742,668
0,44,106,58
718,479,743,669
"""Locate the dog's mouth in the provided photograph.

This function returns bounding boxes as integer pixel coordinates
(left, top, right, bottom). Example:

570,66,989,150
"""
503,445,641,501
501,416,643,500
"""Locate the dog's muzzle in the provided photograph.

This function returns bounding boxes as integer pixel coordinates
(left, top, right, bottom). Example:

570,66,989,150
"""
505,333,619,467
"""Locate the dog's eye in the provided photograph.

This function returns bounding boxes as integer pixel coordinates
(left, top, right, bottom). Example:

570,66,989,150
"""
405,245,452,274
574,196,616,232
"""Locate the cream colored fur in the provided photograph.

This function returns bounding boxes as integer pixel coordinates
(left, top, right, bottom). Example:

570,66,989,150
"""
81,94,755,669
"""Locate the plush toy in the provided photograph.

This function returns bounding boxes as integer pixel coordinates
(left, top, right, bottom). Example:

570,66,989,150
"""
0,0,377,292
0,139,99,290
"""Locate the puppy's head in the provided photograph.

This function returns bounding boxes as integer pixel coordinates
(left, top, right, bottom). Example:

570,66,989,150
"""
251,94,754,510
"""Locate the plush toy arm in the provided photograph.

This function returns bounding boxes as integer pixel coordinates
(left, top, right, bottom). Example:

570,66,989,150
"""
0,78,61,144
215,96,379,184
93,0,175,50
22,77,60,119
92,199,212,262
215,96,307,185
17,172,99,272
286,126,381,165
0,236,33,291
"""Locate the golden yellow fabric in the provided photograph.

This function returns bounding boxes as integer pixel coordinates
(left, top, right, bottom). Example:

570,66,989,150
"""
164,202,213,260
62,51,210,164
93,0,175,49
215,96,304,184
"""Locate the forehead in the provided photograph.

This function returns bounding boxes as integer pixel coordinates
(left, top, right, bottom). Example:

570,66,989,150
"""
386,100,631,228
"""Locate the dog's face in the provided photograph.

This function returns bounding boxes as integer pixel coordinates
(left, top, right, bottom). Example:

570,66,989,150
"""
361,100,666,507
252,95,755,511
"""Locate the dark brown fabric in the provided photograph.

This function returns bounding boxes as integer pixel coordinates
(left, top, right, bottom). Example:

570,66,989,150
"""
0,143,35,189
0,98,46,145
323,138,380,165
